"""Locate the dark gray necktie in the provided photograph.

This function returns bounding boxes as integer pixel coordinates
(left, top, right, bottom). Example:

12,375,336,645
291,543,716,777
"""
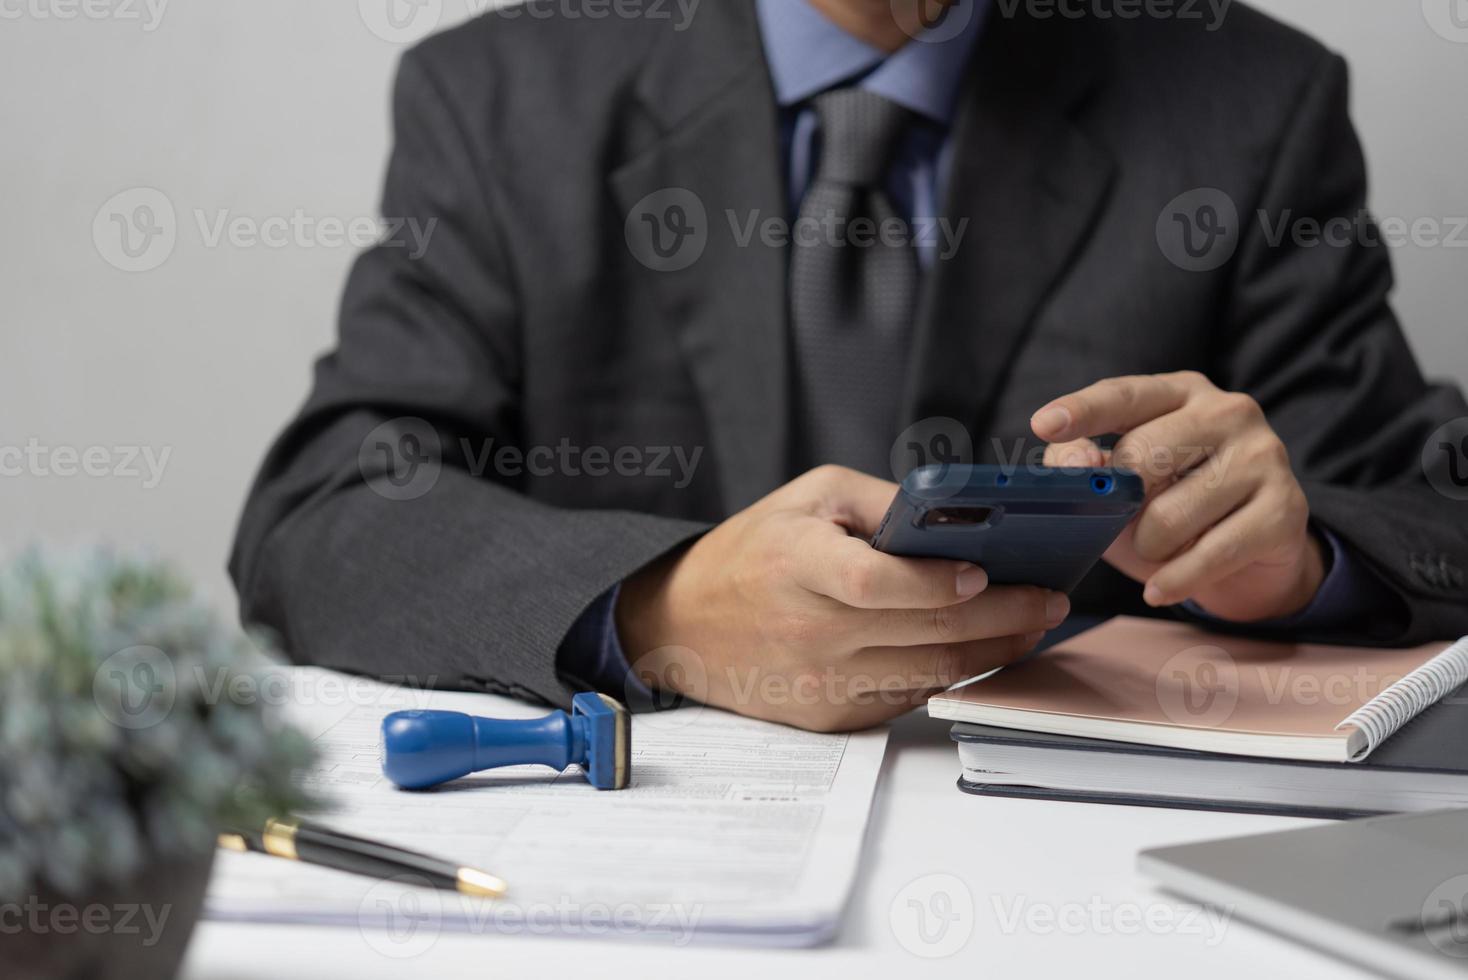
789,89,918,477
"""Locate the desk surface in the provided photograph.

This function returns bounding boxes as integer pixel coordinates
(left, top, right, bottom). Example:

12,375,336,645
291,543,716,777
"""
183,708,1372,979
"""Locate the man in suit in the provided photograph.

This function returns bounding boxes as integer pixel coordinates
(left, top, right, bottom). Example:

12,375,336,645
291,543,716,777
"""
231,0,1468,731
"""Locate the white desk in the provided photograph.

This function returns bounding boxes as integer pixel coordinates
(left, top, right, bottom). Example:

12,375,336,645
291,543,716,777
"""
183,708,1372,979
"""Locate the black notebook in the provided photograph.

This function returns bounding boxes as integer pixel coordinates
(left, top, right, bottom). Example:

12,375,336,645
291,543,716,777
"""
953,685,1468,819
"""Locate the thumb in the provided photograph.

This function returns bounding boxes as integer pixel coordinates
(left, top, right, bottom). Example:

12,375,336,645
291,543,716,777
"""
797,465,901,539
1043,438,1108,469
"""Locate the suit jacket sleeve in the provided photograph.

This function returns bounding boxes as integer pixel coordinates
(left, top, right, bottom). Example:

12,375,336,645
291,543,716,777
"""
1218,53,1468,644
228,50,707,707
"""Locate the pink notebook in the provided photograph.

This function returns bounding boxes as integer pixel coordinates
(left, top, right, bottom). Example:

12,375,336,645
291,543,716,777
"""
928,617,1466,762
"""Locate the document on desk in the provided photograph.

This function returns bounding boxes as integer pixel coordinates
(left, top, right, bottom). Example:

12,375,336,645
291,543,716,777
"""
205,669,889,947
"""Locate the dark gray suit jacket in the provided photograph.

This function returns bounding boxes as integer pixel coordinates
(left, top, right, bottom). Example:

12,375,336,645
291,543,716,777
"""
230,0,1468,709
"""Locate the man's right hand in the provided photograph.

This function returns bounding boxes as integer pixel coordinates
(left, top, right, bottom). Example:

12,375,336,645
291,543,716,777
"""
614,465,1071,732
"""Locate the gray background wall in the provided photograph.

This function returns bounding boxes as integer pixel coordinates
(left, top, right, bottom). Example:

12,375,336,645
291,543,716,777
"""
2,0,1465,607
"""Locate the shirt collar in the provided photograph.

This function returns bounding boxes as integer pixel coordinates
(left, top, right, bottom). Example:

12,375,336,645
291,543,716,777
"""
755,0,989,126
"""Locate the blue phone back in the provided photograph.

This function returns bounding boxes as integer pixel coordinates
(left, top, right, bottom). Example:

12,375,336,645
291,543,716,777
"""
871,464,1144,593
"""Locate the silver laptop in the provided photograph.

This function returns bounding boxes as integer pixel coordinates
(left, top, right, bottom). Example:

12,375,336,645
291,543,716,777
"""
1139,809,1468,979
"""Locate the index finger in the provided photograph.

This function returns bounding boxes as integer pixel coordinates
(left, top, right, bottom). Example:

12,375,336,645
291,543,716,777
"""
1031,374,1194,443
794,524,988,610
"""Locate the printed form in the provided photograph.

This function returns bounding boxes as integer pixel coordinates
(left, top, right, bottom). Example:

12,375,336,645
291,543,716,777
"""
205,669,890,946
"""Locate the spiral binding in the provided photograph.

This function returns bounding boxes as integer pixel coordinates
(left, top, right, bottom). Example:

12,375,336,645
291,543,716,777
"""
1336,637,1468,761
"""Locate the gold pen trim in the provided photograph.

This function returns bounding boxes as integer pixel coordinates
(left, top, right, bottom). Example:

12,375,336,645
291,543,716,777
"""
217,833,249,853
262,818,300,861
455,867,509,899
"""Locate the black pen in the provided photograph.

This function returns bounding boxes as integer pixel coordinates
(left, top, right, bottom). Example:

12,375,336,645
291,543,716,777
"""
219,818,508,898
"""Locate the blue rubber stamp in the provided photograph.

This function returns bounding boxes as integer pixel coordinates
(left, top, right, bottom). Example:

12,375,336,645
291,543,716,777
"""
380,692,631,791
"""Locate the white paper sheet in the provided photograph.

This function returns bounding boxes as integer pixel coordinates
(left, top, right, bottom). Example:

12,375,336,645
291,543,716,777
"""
205,669,889,947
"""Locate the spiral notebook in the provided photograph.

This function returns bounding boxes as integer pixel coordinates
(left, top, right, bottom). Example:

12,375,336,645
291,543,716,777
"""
929,617,1468,763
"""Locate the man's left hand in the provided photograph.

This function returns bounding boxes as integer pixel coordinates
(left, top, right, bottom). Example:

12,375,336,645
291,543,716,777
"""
1031,371,1326,622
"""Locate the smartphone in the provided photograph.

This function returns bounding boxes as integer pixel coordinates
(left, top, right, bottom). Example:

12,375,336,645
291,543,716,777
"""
871,464,1144,593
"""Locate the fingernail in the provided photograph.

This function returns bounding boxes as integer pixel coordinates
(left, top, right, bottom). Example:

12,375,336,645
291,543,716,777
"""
1143,583,1166,607
1032,406,1072,439
1046,592,1070,627
956,565,988,598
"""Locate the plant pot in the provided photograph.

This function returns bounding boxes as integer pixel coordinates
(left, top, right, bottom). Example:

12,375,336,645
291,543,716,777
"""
8,849,216,980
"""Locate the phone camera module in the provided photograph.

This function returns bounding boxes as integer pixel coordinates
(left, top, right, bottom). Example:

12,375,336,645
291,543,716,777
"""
922,506,995,528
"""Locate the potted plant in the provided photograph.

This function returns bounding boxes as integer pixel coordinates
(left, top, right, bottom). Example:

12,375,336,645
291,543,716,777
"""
0,547,316,980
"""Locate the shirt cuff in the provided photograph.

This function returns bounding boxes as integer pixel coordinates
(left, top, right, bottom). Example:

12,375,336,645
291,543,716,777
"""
1184,526,1376,631
555,584,654,703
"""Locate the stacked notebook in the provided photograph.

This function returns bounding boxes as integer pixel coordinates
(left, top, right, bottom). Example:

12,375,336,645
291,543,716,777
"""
929,617,1468,818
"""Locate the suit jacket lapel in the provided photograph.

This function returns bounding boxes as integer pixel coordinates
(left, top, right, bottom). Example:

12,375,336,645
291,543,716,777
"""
904,12,1117,454
610,0,789,512
612,3,1118,506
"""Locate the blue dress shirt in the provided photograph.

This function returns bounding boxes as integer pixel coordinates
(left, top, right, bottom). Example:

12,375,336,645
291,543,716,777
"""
556,0,1382,697
757,0,990,265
